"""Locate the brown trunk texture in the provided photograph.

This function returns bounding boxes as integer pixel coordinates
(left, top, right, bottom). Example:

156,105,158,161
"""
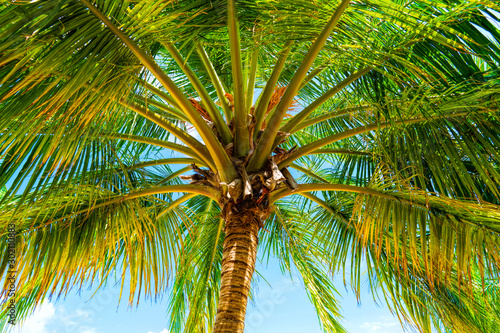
213,211,260,333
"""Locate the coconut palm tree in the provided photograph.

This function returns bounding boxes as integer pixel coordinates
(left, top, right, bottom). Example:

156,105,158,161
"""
1,0,500,332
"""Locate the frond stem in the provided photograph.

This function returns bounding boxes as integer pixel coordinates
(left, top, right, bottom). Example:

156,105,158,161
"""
81,0,237,182
157,193,198,219
128,158,206,170
227,0,250,157
279,110,489,168
245,42,260,110
102,133,204,162
282,67,372,133
144,83,180,109
55,184,220,222
270,183,396,203
299,63,330,91
248,0,351,171
290,105,371,133
121,101,215,169
132,95,188,122
195,43,233,122
252,40,294,140
289,164,330,183
298,192,336,215
156,166,192,186
164,42,232,144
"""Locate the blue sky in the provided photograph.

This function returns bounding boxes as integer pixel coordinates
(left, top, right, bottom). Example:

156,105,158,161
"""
12,256,405,333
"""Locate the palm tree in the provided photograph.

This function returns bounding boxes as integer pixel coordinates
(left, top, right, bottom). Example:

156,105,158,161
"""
1,0,500,332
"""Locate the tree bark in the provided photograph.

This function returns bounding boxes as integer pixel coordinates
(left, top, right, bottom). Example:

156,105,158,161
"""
213,211,260,333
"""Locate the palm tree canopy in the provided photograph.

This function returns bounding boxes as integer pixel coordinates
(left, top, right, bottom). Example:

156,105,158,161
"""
1,0,500,332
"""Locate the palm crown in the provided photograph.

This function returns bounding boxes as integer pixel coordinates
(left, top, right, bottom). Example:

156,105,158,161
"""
1,0,500,332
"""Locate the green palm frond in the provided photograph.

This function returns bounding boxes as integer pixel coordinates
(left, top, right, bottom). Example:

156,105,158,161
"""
352,170,500,282
281,191,500,333
366,249,500,333
2,1,500,332
0,184,188,327
169,195,223,333
261,203,346,333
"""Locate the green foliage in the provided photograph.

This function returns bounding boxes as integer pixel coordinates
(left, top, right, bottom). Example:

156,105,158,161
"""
1,0,500,332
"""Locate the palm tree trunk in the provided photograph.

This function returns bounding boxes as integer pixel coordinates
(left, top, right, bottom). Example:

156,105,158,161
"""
213,212,260,333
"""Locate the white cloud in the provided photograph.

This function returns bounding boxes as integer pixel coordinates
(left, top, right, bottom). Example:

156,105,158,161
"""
80,329,99,333
12,302,99,333
13,302,56,333
74,309,92,319
147,329,169,333
360,321,397,331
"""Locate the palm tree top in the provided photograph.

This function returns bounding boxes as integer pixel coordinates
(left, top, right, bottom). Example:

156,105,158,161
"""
1,0,500,332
